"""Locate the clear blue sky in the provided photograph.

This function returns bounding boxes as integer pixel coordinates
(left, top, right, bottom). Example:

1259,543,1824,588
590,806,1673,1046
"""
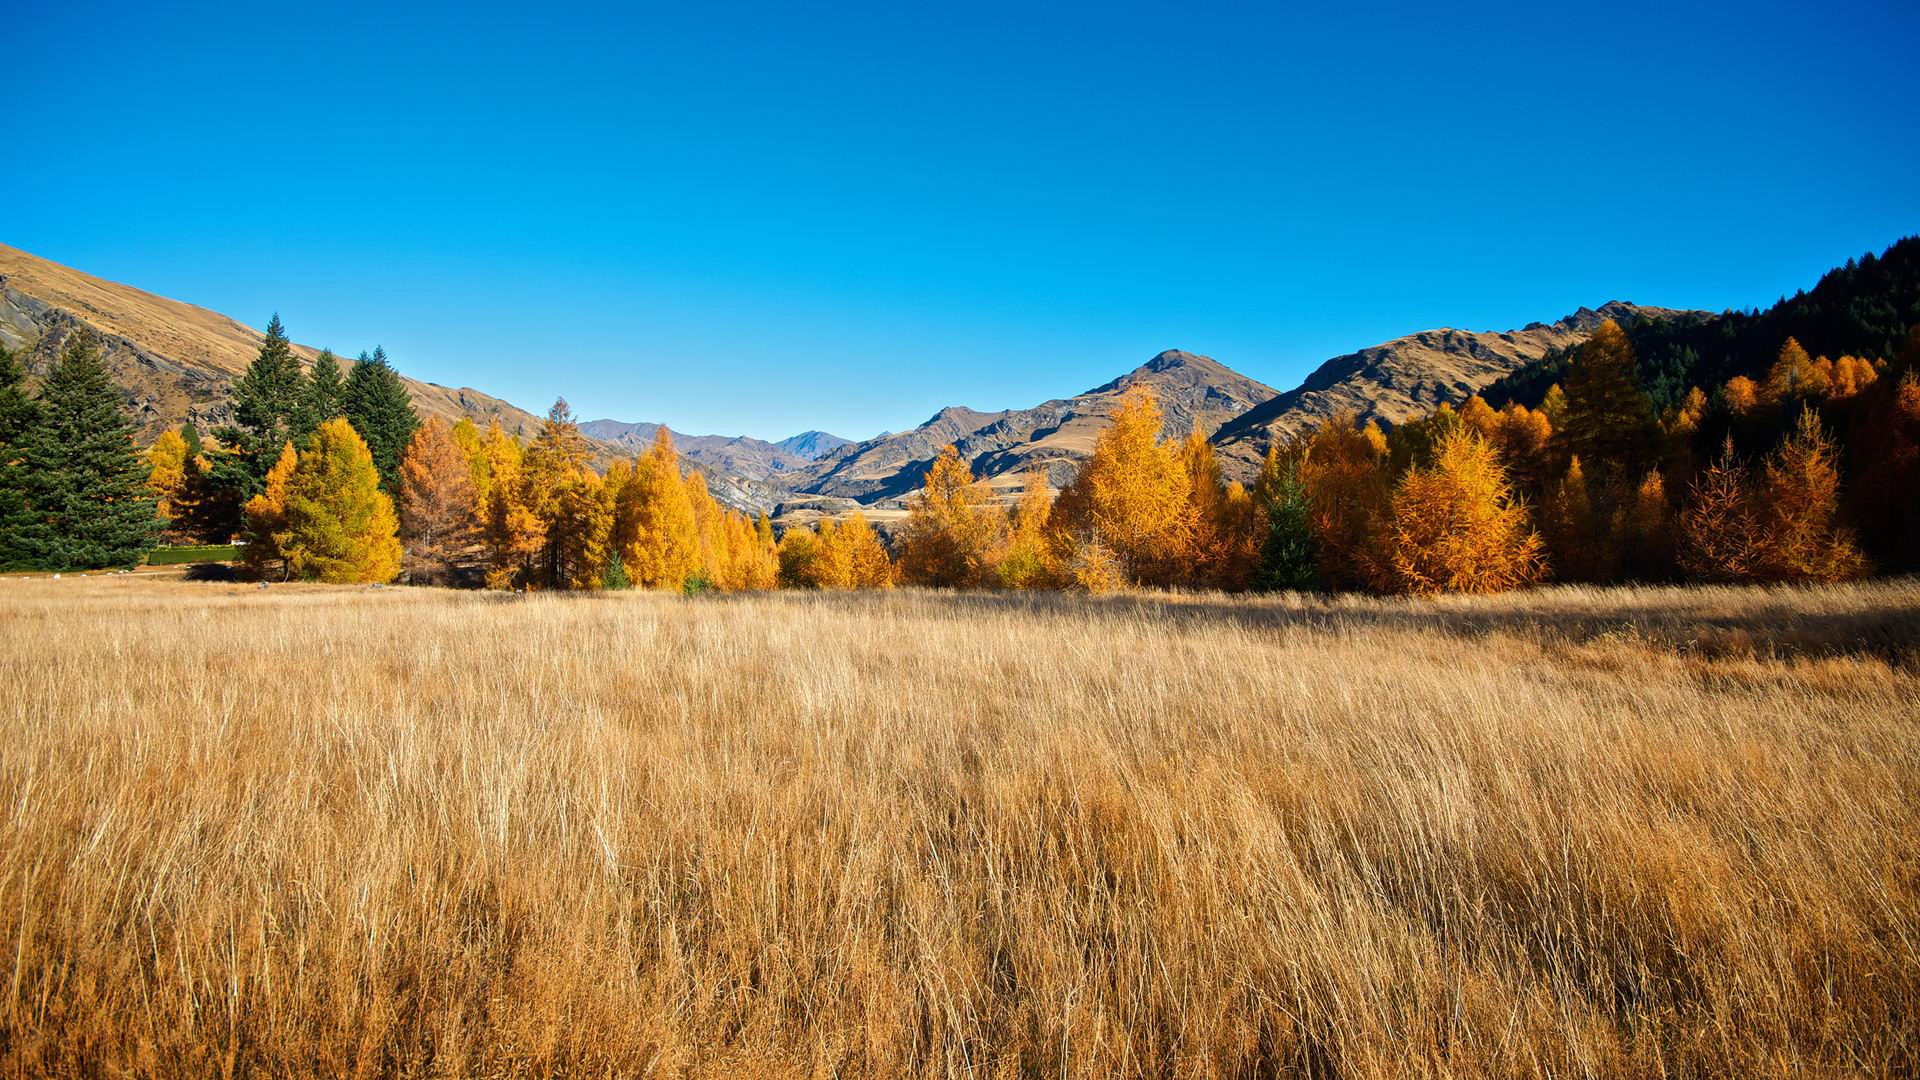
6,1,1916,441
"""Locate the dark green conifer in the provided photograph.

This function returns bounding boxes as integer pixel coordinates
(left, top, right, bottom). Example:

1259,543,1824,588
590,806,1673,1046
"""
301,348,346,435
14,330,163,569
0,343,42,569
343,346,419,493
211,314,306,501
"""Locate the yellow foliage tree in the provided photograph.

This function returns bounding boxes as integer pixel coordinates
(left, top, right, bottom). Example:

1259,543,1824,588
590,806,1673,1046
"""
814,512,892,589
1378,427,1544,595
547,468,615,589
1539,456,1614,582
1298,411,1390,591
1048,388,1192,588
776,524,824,588
897,444,1004,587
992,470,1056,589
240,441,299,580
613,429,701,590
1179,431,1250,588
279,417,402,584
480,428,542,590
146,428,194,541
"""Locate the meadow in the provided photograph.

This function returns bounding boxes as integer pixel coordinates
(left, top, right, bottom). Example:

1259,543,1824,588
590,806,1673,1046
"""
1,573,1916,1077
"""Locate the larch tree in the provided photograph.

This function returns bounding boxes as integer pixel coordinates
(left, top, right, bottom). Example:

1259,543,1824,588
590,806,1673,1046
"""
1298,411,1389,591
449,418,490,515
517,399,597,588
240,442,299,580
279,417,402,584
831,511,894,589
14,330,165,569
146,428,193,540
1048,387,1192,588
992,470,1057,589
613,428,700,590
398,417,480,584
547,468,615,590
1539,456,1614,583
1179,431,1246,588
1620,469,1676,580
343,347,419,495
1379,427,1544,595
1678,438,1763,582
1753,407,1867,582
776,524,824,588
480,429,542,590
897,444,1003,587
1557,319,1655,480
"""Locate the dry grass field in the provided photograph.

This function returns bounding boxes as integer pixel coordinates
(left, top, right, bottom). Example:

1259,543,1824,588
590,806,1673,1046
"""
1,574,1917,1078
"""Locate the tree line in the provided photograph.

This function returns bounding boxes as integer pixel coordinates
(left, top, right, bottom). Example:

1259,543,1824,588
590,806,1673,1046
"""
5,312,1916,596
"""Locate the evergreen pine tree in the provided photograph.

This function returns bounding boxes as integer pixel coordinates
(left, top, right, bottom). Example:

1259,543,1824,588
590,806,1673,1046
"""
1252,446,1318,592
15,330,164,569
343,346,419,494
302,348,346,434
0,343,42,569
211,314,306,502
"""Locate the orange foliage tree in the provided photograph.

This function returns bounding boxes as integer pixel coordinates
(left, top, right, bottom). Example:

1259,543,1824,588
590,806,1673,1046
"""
1048,388,1192,588
1298,411,1389,591
897,444,1004,587
613,429,700,590
240,441,299,580
1678,438,1764,582
398,417,480,584
1377,428,1544,595
1752,408,1866,582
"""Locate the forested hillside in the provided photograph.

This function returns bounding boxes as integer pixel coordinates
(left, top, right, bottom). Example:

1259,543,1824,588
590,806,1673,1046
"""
1485,237,1920,413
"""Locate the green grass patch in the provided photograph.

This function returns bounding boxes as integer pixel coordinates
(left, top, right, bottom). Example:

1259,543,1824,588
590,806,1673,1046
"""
147,545,242,566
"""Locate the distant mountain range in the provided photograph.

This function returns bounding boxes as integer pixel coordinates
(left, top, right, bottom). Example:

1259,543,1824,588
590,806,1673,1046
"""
0,239,1707,521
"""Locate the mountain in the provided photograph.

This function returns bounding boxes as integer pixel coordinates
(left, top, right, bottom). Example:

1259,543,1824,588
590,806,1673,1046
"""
1210,301,1708,476
791,350,1278,507
579,419,848,487
0,242,551,443
774,430,851,461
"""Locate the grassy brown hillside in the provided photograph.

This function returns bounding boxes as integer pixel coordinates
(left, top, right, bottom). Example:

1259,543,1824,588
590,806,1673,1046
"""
3,574,1915,1077
0,242,549,441
1212,301,1707,477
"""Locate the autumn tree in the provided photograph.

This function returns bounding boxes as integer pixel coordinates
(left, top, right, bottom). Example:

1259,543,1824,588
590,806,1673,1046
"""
1378,427,1544,595
1298,411,1389,591
1619,469,1676,580
147,428,194,541
992,471,1056,589
1557,319,1655,479
1539,456,1614,582
897,444,1004,587
398,417,480,584
1677,439,1764,582
278,417,402,583
546,468,615,589
240,442,299,580
1047,388,1192,587
480,425,542,589
614,428,701,590
1752,407,1867,582
1180,431,1253,588
776,524,824,588
815,512,892,589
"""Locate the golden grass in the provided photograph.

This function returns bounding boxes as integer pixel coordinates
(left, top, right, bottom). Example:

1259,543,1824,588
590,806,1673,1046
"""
2,574,1917,1078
